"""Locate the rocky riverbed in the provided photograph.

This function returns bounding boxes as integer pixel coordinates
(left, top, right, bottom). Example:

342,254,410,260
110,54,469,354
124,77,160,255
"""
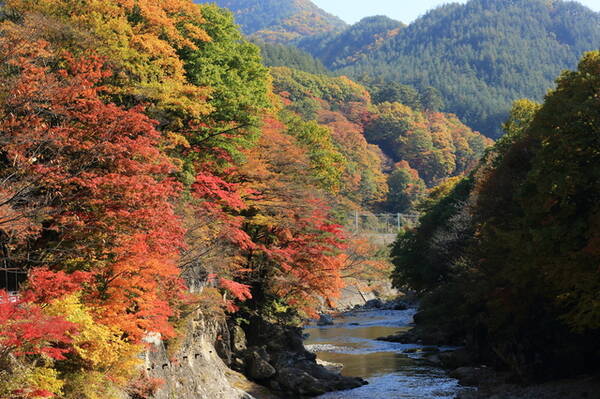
304,305,474,399
365,301,600,399
219,317,367,398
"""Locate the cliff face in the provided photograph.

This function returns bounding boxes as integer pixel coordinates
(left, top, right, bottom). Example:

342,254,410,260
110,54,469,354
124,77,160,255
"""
141,316,262,399
138,311,366,399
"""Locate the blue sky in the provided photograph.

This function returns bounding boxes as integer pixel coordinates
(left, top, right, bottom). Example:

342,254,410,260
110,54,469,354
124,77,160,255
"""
312,0,600,24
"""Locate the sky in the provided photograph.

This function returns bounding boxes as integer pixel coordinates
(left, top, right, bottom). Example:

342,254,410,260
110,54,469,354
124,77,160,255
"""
312,0,600,24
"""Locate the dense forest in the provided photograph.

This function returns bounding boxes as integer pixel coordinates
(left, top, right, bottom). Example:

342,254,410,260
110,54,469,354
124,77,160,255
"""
268,66,490,212
0,0,491,397
252,40,330,75
196,0,346,43
1,0,599,397
336,0,600,138
218,0,600,138
0,1,351,396
297,16,405,70
392,51,600,380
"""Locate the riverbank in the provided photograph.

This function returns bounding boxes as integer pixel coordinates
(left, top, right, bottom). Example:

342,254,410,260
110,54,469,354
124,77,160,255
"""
305,305,471,398
373,299,600,399
456,373,600,399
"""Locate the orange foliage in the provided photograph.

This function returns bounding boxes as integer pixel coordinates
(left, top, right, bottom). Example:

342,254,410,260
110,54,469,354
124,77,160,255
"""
0,39,185,340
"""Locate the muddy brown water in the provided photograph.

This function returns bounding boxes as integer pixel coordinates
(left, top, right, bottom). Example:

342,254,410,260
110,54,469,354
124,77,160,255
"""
304,309,472,399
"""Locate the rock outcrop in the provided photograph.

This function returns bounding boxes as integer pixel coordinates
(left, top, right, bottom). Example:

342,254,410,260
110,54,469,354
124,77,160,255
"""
316,314,334,326
226,318,367,397
141,315,262,399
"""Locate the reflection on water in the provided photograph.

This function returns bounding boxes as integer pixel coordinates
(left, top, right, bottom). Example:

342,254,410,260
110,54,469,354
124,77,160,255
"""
315,350,414,378
309,325,402,342
304,310,469,399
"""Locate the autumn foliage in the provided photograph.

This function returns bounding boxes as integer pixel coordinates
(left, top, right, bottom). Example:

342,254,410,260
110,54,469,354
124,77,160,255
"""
0,0,359,395
0,0,491,397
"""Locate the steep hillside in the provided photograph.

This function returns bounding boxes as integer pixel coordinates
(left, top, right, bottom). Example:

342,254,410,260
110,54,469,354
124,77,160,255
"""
392,50,600,381
197,0,347,43
298,16,405,69
269,66,491,212
253,40,330,75
337,0,600,137
214,0,600,138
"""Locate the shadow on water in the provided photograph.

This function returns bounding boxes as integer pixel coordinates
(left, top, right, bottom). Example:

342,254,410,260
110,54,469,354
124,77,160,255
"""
316,350,415,378
304,310,470,399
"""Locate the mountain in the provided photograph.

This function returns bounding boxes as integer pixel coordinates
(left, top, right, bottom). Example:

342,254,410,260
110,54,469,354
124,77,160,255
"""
213,0,600,138
196,0,347,43
252,40,330,75
334,0,600,137
297,15,405,70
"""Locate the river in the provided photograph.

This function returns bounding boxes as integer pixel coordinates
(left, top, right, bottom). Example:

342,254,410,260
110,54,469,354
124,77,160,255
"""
304,309,472,399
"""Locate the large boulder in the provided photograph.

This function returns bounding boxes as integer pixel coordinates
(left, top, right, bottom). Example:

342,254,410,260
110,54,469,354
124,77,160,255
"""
378,326,453,346
317,313,334,326
241,318,367,397
439,348,473,369
231,325,247,352
365,298,384,309
276,367,328,396
246,350,276,380
449,366,494,386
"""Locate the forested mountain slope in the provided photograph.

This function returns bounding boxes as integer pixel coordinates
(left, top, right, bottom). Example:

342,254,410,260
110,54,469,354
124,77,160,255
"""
213,0,600,138
196,0,346,43
336,0,600,137
269,66,491,212
252,40,330,75
297,16,405,69
392,50,600,380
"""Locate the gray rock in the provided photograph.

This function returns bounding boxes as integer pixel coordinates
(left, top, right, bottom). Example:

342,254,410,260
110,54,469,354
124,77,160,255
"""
232,356,246,371
317,358,344,373
232,325,247,353
365,298,384,309
393,300,409,310
246,351,276,380
277,367,328,396
380,299,409,310
378,330,414,343
439,348,473,369
449,366,494,386
424,353,442,365
242,318,367,396
317,313,334,326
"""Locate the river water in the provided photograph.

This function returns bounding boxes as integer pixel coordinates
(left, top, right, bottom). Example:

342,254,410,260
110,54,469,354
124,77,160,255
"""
304,309,471,399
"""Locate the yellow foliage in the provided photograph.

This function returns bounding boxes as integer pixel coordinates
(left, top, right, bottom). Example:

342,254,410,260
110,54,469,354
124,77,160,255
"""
44,294,142,399
3,0,214,118
0,363,64,399
25,367,64,398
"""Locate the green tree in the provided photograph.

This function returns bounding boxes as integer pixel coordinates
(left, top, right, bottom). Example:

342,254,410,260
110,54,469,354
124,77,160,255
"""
385,163,426,213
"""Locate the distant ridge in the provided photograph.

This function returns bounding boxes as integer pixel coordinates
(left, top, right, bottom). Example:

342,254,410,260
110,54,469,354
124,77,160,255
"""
298,16,405,69
333,0,600,137
207,0,600,138
195,0,347,43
